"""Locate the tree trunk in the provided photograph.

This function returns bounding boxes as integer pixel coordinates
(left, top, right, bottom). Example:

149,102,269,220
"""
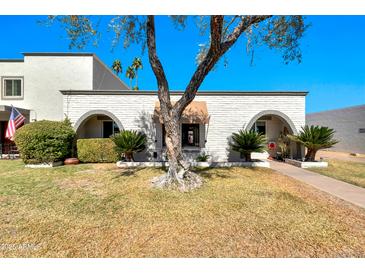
245,152,251,162
135,72,138,90
125,152,134,162
146,15,271,191
305,148,316,162
151,115,203,191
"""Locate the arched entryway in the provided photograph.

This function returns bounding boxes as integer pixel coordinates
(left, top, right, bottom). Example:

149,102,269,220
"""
74,110,123,139
245,110,301,159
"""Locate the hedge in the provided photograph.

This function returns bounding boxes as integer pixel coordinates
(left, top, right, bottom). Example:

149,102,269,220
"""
77,138,119,163
14,120,76,164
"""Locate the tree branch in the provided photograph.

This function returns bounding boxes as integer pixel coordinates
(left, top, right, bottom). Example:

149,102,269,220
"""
221,15,272,51
210,15,224,53
146,15,171,109
222,15,239,38
175,15,272,115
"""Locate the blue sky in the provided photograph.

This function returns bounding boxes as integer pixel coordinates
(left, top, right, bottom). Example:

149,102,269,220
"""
0,15,364,113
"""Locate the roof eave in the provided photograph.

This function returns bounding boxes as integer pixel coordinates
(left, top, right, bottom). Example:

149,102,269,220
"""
59,90,309,96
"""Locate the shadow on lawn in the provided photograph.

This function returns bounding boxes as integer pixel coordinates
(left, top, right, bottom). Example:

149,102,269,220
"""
112,167,166,179
194,167,232,180
113,167,147,178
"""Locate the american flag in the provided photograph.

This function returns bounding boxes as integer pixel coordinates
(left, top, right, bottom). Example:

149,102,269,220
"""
5,106,26,141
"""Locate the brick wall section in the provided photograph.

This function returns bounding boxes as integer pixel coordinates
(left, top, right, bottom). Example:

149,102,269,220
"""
306,105,365,154
64,92,306,161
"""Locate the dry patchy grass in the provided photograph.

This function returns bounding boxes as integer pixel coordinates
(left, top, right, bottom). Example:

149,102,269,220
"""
0,160,365,257
309,159,365,188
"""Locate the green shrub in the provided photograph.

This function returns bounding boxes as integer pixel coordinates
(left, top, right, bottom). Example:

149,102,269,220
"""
14,120,75,164
111,130,146,161
229,129,267,162
77,138,119,163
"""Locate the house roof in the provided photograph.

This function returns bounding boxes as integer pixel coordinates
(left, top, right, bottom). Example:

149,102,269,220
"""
22,52,95,57
59,90,308,96
0,59,24,62
0,52,129,90
306,104,365,116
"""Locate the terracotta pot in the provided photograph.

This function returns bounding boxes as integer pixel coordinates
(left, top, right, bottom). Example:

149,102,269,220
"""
64,158,80,165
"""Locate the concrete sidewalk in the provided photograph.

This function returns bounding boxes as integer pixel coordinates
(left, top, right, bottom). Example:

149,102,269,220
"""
270,161,365,209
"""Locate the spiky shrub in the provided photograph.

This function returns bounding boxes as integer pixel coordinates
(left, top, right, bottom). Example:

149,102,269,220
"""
288,125,338,162
111,130,147,161
277,133,291,159
229,130,267,162
195,152,210,162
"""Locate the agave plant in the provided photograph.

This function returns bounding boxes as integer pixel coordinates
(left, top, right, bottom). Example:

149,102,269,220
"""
229,130,267,162
195,152,210,162
288,125,338,162
111,130,146,161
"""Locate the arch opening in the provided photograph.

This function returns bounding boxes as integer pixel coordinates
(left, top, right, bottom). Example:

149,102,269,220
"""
245,110,301,159
74,110,123,139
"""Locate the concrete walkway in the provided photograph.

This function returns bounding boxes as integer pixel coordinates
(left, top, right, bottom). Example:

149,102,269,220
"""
270,161,365,209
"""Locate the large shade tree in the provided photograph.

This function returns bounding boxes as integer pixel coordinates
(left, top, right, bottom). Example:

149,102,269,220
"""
46,15,307,191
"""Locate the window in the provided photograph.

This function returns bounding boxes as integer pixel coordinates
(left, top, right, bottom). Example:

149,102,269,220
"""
251,121,266,135
2,78,23,99
359,128,365,133
161,124,201,148
102,121,120,138
182,124,200,147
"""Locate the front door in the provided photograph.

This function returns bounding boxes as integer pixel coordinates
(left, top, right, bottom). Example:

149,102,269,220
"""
103,121,113,138
0,121,16,153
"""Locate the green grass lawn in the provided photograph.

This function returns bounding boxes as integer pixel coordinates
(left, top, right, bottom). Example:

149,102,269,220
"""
0,160,365,257
309,159,365,188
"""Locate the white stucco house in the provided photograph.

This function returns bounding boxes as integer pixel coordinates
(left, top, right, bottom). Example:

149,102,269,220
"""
0,52,307,161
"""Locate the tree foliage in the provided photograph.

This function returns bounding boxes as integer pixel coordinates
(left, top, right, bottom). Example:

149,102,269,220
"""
44,15,307,65
111,59,123,75
131,57,143,90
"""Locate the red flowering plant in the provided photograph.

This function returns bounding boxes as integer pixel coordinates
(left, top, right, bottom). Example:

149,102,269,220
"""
268,142,276,150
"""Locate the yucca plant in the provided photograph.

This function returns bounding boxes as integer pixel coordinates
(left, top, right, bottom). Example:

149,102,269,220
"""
288,125,338,162
229,130,267,162
277,133,291,160
111,130,146,161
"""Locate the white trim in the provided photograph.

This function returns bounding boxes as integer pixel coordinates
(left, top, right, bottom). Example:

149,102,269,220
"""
1,77,24,100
